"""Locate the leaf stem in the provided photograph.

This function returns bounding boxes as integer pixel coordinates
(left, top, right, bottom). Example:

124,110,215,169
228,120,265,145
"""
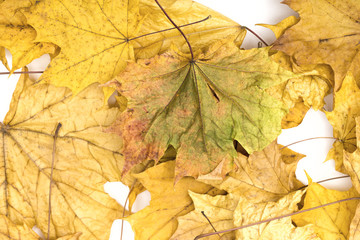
298,175,350,190
280,137,337,150
0,70,44,75
194,197,360,239
154,0,194,61
47,123,62,240
129,15,210,42
316,175,350,185
243,27,269,46
201,211,222,239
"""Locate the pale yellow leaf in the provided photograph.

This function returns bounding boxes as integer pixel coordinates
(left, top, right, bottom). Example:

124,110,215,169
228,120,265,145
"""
0,70,127,239
125,161,224,240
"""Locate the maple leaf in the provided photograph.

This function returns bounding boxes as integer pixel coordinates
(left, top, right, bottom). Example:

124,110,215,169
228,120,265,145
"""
266,51,331,128
170,191,239,240
273,0,360,91
292,180,359,240
233,190,315,239
262,17,332,129
326,72,360,172
266,53,331,112
0,0,57,72
173,189,318,240
23,0,245,96
105,39,296,180
266,51,331,129
236,217,319,240
0,71,128,239
135,0,246,59
200,141,304,202
125,161,224,240
262,16,332,111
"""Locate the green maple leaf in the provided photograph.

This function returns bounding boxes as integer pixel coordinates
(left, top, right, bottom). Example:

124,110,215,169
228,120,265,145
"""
104,39,296,180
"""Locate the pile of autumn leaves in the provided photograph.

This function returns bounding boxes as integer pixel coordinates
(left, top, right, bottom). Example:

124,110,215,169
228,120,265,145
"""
1,0,360,239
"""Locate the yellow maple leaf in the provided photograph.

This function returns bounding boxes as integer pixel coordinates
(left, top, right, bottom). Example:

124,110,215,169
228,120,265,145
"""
326,72,360,172
135,0,246,58
173,189,318,240
201,141,304,202
273,0,360,92
171,191,239,240
238,217,320,240
0,70,128,239
292,180,359,240
263,17,332,129
0,0,57,72
125,161,224,240
23,0,245,96
234,190,318,240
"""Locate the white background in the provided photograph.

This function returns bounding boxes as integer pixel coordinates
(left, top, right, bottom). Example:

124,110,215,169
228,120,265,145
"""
0,1,351,239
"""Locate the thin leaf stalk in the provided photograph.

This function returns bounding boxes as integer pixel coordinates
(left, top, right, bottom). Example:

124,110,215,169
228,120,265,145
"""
194,197,360,239
201,211,222,240
0,70,44,75
154,0,194,61
280,136,337,149
243,26,269,46
47,123,62,240
129,15,211,41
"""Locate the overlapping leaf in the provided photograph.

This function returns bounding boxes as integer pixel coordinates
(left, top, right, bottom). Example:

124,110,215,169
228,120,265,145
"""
0,0,57,71
262,16,332,112
326,72,360,172
106,39,296,180
2,0,360,239
273,0,360,91
173,189,318,240
201,141,304,202
233,190,314,239
171,191,239,240
267,51,331,128
0,71,127,239
125,161,224,240
136,0,246,58
263,17,332,128
292,181,359,240
23,0,245,96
